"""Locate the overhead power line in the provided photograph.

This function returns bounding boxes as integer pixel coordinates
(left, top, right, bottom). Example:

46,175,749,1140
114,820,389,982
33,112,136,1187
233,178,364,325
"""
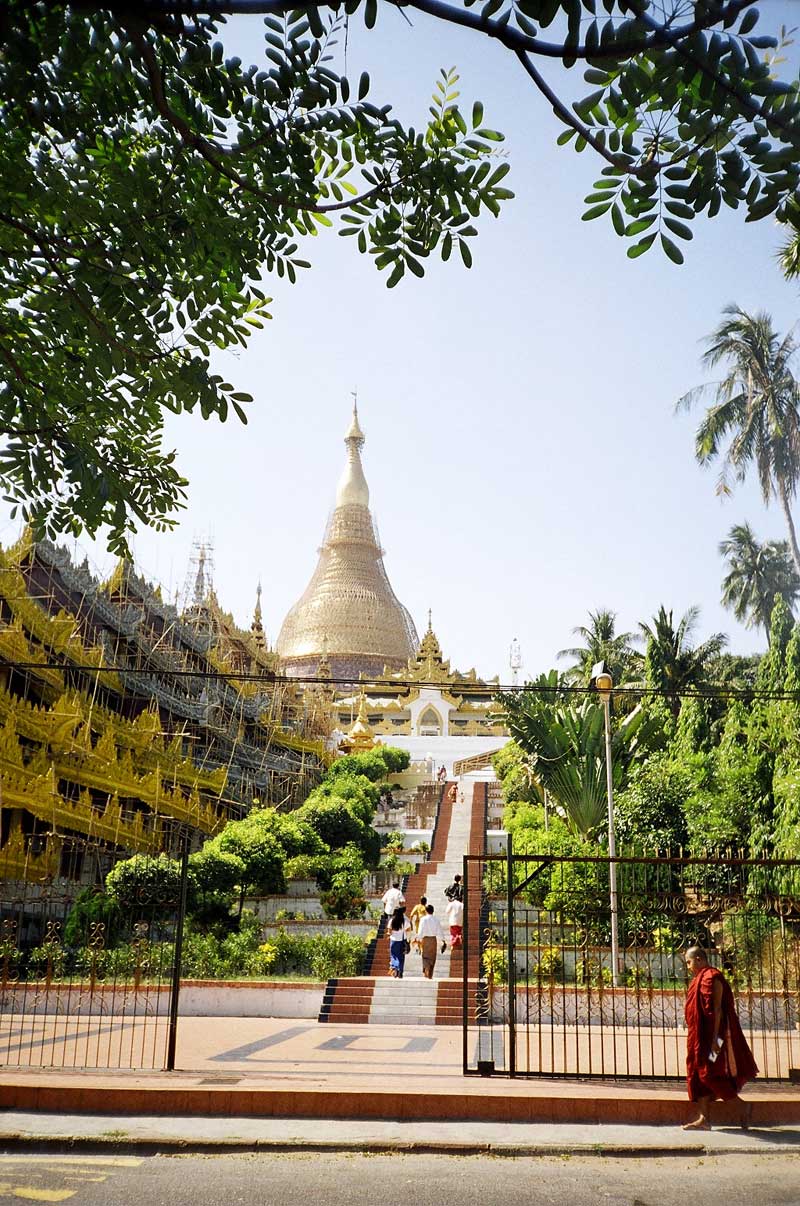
0,658,794,702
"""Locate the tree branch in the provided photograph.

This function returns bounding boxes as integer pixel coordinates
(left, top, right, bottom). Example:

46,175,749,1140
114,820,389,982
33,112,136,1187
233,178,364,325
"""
127,27,400,214
129,0,757,62
514,50,631,171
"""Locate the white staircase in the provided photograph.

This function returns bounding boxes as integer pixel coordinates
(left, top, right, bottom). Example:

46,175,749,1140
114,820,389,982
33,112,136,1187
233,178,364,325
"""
368,779,475,1022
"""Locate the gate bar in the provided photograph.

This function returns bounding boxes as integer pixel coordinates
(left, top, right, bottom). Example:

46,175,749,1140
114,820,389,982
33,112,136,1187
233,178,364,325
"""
462,850,469,1075
165,843,189,1072
506,832,516,1077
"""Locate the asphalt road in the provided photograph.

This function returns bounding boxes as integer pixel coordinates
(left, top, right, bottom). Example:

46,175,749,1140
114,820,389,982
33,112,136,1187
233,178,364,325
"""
1,1152,799,1206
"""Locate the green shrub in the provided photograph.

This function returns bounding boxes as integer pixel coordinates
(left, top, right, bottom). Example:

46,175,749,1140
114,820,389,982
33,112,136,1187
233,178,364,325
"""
309,931,366,979
575,958,612,987
268,928,316,975
320,881,367,919
181,932,225,979
533,946,563,982
64,888,122,948
254,943,278,976
105,854,182,916
483,940,507,985
27,941,66,980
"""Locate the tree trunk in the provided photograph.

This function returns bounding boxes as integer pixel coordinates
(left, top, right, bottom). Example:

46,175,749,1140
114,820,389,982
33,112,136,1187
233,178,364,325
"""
778,479,800,579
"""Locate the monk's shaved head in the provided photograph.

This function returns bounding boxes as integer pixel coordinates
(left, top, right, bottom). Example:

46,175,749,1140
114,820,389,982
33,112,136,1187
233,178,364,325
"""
685,945,709,963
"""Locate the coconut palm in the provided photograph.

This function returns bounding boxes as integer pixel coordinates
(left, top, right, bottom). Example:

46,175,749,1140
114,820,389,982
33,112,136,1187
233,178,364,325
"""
557,608,642,685
719,523,800,643
639,606,727,713
676,306,800,576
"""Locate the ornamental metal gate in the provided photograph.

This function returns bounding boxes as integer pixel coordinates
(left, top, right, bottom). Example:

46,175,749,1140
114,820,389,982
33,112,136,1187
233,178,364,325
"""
462,844,800,1081
0,831,189,1070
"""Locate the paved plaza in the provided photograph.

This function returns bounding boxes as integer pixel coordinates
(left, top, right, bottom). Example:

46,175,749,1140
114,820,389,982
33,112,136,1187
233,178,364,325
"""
1,1015,799,1129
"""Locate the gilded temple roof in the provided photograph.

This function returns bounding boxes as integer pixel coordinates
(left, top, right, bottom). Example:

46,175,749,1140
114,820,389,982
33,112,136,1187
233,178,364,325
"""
276,405,419,673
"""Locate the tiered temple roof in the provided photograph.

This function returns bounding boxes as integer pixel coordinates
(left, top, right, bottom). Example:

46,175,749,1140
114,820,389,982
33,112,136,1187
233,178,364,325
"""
0,529,328,881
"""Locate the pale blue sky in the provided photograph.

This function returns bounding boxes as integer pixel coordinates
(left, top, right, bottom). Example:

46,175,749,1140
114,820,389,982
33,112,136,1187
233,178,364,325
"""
6,3,800,681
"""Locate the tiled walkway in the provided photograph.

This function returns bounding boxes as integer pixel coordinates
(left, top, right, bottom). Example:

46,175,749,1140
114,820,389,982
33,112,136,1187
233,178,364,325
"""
2,1015,799,1126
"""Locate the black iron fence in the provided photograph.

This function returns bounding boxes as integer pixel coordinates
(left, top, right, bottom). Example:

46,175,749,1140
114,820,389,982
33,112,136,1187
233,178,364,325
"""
0,830,188,1070
462,845,800,1081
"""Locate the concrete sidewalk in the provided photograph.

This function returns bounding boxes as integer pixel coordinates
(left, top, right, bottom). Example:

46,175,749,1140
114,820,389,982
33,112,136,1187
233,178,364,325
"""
2,1017,800,1128
1,1111,799,1158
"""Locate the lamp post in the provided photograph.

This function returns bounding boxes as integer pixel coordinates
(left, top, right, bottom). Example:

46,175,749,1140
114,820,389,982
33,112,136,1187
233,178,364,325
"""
591,662,620,988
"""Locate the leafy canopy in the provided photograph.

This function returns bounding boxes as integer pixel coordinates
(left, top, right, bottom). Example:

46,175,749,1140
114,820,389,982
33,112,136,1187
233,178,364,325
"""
0,4,509,551
4,2,800,549
498,670,660,837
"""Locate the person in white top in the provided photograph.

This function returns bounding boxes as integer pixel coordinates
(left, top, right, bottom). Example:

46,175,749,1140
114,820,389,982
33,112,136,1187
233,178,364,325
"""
417,905,446,979
381,881,405,916
444,897,464,949
387,906,412,978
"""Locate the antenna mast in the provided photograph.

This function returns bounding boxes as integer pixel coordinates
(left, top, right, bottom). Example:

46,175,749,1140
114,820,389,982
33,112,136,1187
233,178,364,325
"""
509,637,522,687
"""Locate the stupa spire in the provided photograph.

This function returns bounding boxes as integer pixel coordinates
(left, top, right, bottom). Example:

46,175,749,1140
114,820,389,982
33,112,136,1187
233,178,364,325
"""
251,581,266,648
276,397,419,680
336,399,369,508
193,544,207,605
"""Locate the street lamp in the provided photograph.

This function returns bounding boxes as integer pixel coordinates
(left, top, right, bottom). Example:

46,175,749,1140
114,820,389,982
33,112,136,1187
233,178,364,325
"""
591,661,621,989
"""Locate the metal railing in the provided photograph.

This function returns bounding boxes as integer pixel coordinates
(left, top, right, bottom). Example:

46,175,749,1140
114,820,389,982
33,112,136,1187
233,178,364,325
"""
0,831,188,1071
463,847,800,1081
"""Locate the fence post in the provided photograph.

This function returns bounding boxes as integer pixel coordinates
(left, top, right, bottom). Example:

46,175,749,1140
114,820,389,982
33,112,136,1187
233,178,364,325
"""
506,831,516,1077
462,852,469,1075
165,842,189,1072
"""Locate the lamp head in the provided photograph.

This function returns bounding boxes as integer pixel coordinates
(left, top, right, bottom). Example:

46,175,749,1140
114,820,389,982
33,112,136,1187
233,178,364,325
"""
590,661,614,699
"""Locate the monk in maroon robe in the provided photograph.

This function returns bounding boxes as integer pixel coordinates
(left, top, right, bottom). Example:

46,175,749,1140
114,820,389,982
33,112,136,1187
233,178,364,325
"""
683,945,758,1129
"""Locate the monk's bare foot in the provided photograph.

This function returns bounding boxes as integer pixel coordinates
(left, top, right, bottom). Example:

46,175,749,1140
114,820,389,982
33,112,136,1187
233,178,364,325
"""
740,1102,753,1131
682,1118,711,1130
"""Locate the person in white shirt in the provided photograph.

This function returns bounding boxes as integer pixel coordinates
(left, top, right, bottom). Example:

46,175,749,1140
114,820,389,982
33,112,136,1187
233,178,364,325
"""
444,896,464,949
387,906,412,978
381,881,404,916
417,905,446,979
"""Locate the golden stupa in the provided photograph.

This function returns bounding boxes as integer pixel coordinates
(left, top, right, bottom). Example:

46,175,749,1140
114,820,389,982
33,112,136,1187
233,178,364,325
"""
276,404,419,680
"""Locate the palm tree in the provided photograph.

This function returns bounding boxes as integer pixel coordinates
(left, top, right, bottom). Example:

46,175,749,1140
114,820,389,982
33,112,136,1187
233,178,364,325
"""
676,306,800,577
639,606,727,714
719,522,800,643
557,608,642,685
499,673,659,838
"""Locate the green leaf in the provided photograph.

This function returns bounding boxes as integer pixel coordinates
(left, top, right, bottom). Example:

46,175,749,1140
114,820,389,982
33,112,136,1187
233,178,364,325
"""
660,233,684,264
625,215,657,236
582,202,612,220
472,100,484,129
663,217,693,241
739,7,760,36
627,233,656,258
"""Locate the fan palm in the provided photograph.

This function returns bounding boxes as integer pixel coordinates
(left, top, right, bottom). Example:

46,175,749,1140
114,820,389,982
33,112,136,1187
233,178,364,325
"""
499,672,659,839
676,306,800,576
719,522,800,643
557,608,641,685
639,606,727,713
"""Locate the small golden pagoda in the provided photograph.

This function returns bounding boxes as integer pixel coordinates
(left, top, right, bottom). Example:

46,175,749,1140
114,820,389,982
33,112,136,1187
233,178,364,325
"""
339,695,377,753
276,404,419,680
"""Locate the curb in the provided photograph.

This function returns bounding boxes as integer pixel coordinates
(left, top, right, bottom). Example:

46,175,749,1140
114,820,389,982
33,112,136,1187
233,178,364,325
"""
1,1133,798,1159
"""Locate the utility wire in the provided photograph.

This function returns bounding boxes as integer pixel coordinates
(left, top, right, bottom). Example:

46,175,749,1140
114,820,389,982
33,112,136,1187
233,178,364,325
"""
0,658,793,701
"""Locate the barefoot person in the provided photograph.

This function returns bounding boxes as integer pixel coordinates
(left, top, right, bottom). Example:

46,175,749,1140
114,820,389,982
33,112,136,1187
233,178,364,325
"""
409,895,428,952
417,904,447,979
683,945,758,1130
